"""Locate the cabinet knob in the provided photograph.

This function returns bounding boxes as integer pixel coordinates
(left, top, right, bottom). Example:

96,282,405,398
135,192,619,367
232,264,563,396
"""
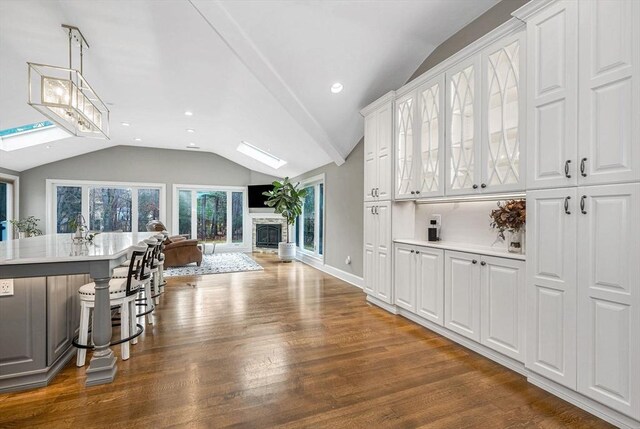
416,190,421,194
416,251,420,254
480,261,486,266
472,259,478,264
481,183,487,189
472,184,478,189
411,191,416,195
410,250,415,253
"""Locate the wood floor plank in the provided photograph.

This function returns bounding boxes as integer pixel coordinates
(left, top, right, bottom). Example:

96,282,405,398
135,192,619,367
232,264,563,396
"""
0,254,613,428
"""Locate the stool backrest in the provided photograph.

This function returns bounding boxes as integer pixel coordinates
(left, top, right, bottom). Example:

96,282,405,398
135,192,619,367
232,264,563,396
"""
140,238,158,281
126,246,147,296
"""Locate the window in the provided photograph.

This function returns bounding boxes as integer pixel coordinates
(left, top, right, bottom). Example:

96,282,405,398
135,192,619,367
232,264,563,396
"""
173,185,248,249
296,175,324,260
48,180,165,234
0,173,18,241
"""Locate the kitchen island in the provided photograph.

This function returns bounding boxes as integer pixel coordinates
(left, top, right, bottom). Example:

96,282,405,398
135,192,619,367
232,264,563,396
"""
0,232,154,392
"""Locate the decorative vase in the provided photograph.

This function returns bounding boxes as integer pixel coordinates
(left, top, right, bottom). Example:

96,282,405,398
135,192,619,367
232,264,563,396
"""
506,229,523,254
278,242,296,262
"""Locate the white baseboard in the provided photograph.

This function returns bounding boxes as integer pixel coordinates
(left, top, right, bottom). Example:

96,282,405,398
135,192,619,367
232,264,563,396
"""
295,252,363,289
528,374,640,429
366,295,398,314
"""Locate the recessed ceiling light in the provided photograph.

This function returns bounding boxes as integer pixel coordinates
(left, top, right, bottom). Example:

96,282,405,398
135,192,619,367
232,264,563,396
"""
330,82,343,94
45,145,51,149
184,111,193,116
121,122,130,126
134,137,142,142
186,129,195,133
186,145,200,149
237,141,287,169
189,142,196,146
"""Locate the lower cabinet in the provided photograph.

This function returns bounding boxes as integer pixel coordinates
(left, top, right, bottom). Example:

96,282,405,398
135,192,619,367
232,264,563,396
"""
364,201,392,304
394,244,444,325
444,250,525,362
394,244,525,363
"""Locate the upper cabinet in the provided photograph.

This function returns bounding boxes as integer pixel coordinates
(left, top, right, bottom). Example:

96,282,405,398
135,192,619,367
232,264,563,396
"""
362,92,394,202
396,75,446,199
525,0,639,190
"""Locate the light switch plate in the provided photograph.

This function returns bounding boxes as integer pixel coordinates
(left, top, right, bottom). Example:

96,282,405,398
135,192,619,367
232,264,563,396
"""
0,279,14,297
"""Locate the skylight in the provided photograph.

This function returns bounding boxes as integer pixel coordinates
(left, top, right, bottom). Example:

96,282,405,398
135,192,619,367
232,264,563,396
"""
0,121,71,151
237,141,286,169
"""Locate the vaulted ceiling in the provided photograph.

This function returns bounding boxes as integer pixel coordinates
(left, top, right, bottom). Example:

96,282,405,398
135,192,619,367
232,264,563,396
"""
0,0,497,175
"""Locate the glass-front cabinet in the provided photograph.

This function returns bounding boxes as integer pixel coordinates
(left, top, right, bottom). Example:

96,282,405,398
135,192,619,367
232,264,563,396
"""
395,75,445,199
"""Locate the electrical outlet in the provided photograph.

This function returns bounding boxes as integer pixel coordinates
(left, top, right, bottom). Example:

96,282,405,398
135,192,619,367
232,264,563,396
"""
432,214,442,226
0,279,14,297
345,256,351,265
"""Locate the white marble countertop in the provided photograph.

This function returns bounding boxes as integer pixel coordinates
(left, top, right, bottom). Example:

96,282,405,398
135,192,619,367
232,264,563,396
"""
393,238,526,261
0,232,156,265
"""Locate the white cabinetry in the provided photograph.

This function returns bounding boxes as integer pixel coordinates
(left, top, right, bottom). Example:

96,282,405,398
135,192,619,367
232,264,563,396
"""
445,250,525,361
362,93,393,202
394,243,444,324
363,201,392,304
444,251,481,340
526,0,640,190
395,75,446,200
446,32,526,196
527,184,640,419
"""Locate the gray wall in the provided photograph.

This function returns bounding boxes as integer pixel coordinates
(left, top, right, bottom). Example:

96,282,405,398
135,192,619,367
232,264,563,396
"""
0,167,19,177
19,145,279,233
407,0,528,82
294,140,364,277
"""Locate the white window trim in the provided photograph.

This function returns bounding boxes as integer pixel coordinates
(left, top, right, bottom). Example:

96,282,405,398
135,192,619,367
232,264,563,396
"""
172,184,251,252
0,172,19,240
46,179,166,235
296,173,325,263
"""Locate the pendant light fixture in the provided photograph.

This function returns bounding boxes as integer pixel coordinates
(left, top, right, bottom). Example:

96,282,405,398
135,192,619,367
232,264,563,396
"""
27,24,110,139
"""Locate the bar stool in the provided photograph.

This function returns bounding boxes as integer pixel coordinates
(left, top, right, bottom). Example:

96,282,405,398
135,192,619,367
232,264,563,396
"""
150,233,165,305
75,245,148,366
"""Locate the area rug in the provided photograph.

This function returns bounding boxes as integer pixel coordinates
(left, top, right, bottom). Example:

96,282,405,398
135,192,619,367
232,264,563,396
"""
164,253,263,277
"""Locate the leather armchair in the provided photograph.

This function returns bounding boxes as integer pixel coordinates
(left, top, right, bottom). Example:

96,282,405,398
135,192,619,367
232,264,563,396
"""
146,220,203,268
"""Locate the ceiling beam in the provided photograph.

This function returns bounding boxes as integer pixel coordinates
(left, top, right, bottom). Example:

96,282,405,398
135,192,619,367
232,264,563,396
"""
189,0,346,166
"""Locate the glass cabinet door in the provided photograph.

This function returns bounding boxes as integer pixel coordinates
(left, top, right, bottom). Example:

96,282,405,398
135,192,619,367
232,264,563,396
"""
482,32,524,192
417,75,445,197
446,56,481,195
395,93,416,198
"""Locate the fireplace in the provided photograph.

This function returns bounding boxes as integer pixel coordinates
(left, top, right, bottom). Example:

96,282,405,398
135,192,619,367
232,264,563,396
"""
255,224,281,249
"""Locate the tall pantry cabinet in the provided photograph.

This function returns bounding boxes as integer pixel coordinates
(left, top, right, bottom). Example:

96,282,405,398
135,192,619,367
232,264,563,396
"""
518,0,640,422
361,93,394,305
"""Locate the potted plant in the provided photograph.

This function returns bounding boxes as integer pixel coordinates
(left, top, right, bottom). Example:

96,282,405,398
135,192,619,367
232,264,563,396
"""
263,177,307,262
10,216,43,239
490,199,526,254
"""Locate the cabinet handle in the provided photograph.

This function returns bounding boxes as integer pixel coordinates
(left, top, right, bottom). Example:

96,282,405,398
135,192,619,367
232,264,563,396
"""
480,261,486,266
410,191,416,195
416,190,421,194
410,250,415,253
481,183,487,189
371,188,374,197
564,160,572,178
580,195,587,214
472,184,478,189
370,207,374,214
564,196,571,215
472,259,478,264
416,251,420,254
375,188,380,197
375,206,379,215
580,158,588,177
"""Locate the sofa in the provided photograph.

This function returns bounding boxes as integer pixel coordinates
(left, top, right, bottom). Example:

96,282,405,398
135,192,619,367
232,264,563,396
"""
146,220,203,268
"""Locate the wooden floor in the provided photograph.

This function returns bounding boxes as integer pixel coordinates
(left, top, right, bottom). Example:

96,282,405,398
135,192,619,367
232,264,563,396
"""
0,254,612,428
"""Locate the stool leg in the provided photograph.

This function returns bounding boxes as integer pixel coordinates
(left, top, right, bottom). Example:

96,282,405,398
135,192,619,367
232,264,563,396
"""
153,272,160,306
130,298,138,345
120,302,130,360
146,280,155,325
159,263,166,291
76,302,90,367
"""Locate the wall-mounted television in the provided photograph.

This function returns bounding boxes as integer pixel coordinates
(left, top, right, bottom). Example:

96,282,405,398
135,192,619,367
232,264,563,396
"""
247,184,274,208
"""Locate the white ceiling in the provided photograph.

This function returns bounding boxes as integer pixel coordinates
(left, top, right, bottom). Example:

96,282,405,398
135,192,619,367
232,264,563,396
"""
0,0,497,175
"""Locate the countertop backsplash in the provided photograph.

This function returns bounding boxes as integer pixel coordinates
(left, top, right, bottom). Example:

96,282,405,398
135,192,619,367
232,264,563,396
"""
414,201,507,250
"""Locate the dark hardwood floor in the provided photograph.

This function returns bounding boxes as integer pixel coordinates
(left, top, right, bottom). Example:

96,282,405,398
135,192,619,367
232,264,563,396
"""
0,254,612,428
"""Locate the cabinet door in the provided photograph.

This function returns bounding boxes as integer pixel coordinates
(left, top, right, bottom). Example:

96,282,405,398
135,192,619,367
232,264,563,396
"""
375,202,392,303
363,204,376,295
481,31,526,193
416,75,445,198
525,187,577,389
394,245,415,311
376,103,393,201
576,183,640,418
526,0,578,189
364,114,378,202
578,0,640,186
480,256,525,362
446,55,482,196
395,92,417,199
444,251,481,341
416,247,444,325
